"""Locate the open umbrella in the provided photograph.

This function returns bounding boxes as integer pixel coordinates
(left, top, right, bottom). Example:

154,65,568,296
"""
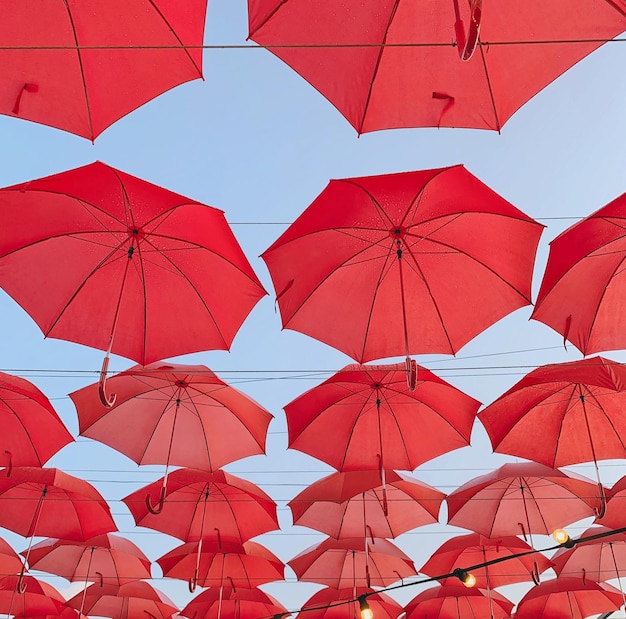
297,587,401,619
23,534,152,586
122,468,279,543
262,166,542,374
514,576,622,619
180,586,288,619
478,356,626,516
0,576,65,617
0,538,23,577
446,462,603,539
288,469,444,538
420,533,554,588
67,581,178,619
248,1,626,133
287,536,416,589
70,362,273,512
1,1,207,140
157,538,284,590
0,162,267,406
404,584,513,619
0,467,117,590
285,363,479,473
0,372,72,471
532,191,626,356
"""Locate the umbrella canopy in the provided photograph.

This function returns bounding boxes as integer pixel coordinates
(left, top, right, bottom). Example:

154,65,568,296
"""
420,533,554,588
180,587,289,619
0,162,266,404
287,536,416,589
157,538,284,589
248,1,626,133
285,363,480,471
262,166,542,364
288,469,444,538
478,356,626,467
70,362,273,510
23,534,152,586
297,587,401,619
67,581,178,619
0,372,72,469
404,584,514,619
446,462,603,538
552,526,626,583
0,467,116,542
595,475,626,529
0,537,23,576
514,576,623,619
0,576,65,617
0,1,206,140
532,191,626,357
122,468,279,543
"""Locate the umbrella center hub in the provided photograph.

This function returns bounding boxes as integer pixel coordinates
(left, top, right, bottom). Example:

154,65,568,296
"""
127,226,145,241
175,379,188,389
389,227,406,240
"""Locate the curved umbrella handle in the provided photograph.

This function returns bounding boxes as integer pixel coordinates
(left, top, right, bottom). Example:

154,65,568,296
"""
145,486,166,515
95,571,104,587
518,522,528,541
16,566,27,593
453,0,482,60
595,483,607,519
99,356,116,407
531,564,540,586
4,450,12,477
188,574,198,593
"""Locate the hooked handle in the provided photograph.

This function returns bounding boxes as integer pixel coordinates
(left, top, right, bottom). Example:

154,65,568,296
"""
453,0,482,60
145,486,166,515
99,355,116,407
188,570,198,593
595,483,607,519
405,357,417,391
16,565,27,593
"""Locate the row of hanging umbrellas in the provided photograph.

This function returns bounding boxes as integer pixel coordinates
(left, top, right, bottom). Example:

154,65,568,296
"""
3,161,626,390
2,2,625,138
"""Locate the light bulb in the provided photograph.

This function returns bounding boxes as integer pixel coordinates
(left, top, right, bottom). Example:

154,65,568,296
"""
359,596,373,619
553,529,569,544
452,568,476,588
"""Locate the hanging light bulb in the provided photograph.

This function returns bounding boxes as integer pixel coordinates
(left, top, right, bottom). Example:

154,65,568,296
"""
359,595,373,619
553,529,575,548
452,568,476,587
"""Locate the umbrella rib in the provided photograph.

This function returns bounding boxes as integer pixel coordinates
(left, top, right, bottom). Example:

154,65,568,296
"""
475,41,503,132
146,0,203,77
520,478,552,534
247,0,289,37
353,0,402,134
377,388,413,468
137,235,230,350
62,1,95,140
577,252,626,354
584,387,626,454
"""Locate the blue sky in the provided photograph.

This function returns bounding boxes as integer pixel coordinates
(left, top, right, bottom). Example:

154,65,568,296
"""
1,1,626,616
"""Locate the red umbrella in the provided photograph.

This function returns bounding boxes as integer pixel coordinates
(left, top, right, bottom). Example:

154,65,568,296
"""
122,468,279,543
0,538,23,577
248,2,626,133
0,162,266,406
532,191,626,356
67,581,178,619
404,584,513,619
70,362,273,512
297,587,401,619
514,577,622,619
23,534,152,586
478,356,626,516
180,587,288,619
596,475,626,529
0,576,65,616
0,1,206,140
285,363,479,473
446,462,603,539
553,526,626,582
288,469,444,538
420,533,554,588
0,467,116,541
0,372,72,470
157,538,284,590
262,166,542,371
287,536,416,589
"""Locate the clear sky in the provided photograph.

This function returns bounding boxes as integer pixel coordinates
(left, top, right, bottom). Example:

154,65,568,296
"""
0,2,626,616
